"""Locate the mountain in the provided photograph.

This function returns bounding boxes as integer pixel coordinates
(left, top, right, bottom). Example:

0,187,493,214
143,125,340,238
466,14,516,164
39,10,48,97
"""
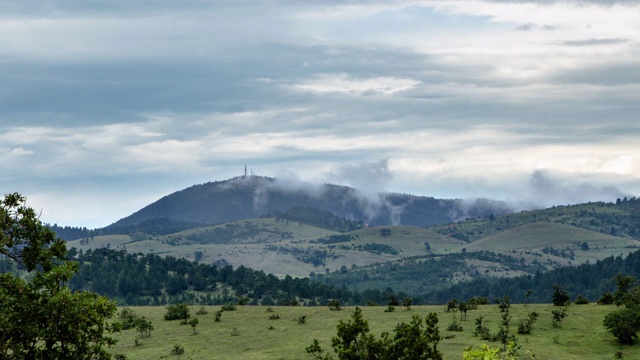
106,175,512,231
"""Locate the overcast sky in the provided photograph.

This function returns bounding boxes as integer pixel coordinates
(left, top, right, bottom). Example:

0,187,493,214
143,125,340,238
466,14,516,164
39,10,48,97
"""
2,0,639,228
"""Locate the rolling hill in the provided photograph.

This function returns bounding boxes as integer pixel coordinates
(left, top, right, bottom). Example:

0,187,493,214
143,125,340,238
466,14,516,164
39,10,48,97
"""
58,178,640,297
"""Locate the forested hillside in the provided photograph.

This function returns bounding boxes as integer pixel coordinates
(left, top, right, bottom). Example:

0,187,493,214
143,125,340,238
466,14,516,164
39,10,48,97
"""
102,176,511,233
429,196,640,242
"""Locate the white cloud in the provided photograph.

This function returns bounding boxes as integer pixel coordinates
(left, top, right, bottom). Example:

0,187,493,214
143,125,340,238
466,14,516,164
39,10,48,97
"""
9,147,33,156
294,73,420,95
1,0,639,227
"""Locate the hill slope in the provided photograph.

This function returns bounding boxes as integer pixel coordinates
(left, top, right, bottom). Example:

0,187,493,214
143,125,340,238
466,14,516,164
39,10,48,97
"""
106,176,512,231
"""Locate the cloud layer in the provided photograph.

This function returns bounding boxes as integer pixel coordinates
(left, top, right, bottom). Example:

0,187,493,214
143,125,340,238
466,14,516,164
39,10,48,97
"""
1,0,639,227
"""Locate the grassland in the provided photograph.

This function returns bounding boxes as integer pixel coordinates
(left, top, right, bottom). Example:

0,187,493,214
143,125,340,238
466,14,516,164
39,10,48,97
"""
110,304,638,359
68,221,462,278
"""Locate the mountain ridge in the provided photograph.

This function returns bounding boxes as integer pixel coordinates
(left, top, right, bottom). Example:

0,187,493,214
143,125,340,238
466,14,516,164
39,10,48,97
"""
107,175,512,230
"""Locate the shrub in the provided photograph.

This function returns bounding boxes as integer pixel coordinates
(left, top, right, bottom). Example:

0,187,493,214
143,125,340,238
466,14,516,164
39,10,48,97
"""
221,303,237,311
306,307,442,360
164,303,190,322
447,316,463,332
118,307,139,330
598,292,615,305
328,299,342,311
575,295,589,305
171,344,185,355
196,306,208,315
517,312,538,335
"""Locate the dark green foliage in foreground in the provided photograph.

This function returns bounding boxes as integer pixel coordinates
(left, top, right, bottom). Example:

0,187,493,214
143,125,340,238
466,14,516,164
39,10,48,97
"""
0,193,118,359
306,306,442,360
603,274,640,345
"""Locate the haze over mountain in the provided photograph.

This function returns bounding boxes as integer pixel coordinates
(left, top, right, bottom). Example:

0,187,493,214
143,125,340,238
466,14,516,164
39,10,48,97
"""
108,175,513,230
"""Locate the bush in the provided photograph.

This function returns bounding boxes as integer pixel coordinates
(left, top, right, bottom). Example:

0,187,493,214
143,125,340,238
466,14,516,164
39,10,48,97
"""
517,312,538,335
598,292,615,305
221,303,237,311
575,295,589,305
196,306,208,315
328,299,342,311
306,307,442,360
164,303,190,322
171,344,185,355
447,316,463,332
118,307,139,330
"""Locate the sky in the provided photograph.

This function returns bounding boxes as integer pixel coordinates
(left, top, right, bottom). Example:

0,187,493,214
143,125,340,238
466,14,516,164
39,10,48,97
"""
1,0,639,228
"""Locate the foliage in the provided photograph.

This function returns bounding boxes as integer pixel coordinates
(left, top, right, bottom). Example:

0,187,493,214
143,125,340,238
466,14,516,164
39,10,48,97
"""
164,303,190,322
551,308,567,328
462,342,519,360
276,206,364,233
574,295,589,305
328,299,342,311
403,297,413,310
221,303,237,311
188,318,199,334
119,307,139,330
447,298,459,312
552,285,571,306
431,197,640,242
306,306,442,360
171,344,185,355
603,274,640,345
0,193,119,359
603,309,640,345
598,292,615,305
135,317,154,338
517,312,538,335
447,316,463,332
474,316,492,341
196,306,208,315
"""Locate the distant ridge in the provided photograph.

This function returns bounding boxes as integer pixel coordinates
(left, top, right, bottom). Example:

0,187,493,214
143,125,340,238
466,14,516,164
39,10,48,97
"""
107,175,512,230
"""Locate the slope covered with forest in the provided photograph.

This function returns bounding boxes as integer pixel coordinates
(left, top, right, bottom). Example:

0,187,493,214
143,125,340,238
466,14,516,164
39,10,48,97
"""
103,175,512,231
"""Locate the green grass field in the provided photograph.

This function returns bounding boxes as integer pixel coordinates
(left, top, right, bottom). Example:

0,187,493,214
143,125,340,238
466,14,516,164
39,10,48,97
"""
109,304,638,359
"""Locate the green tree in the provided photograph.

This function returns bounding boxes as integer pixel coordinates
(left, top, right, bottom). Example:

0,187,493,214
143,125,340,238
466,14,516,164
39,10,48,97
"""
164,303,190,323
188,318,199,334
614,274,637,307
604,274,640,344
552,285,570,306
135,317,154,338
306,306,442,360
0,193,119,359
603,308,640,345
403,297,413,311
458,302,469,321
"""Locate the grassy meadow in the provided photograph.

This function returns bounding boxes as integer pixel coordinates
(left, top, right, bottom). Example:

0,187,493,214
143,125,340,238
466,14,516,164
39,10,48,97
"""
109,303,638,359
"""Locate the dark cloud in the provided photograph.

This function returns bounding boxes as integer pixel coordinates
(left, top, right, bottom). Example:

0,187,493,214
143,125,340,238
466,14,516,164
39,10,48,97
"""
548,61,640,86
563,38,629,46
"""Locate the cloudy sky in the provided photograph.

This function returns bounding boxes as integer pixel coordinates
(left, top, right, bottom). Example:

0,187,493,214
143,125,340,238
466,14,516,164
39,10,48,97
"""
2,0,639,228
